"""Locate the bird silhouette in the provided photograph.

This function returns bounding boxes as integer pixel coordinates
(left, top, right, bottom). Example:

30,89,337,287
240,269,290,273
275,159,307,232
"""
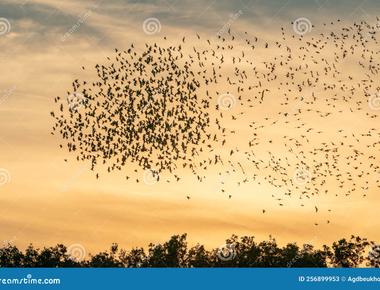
51,19,380,226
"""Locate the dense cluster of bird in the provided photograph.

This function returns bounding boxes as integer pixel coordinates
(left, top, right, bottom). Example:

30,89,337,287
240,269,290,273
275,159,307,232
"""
51,19,380,220
51,43,227,181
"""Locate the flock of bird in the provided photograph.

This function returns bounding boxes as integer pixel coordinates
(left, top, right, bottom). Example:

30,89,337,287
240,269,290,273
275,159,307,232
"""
52,43,225,181
51,19,380,223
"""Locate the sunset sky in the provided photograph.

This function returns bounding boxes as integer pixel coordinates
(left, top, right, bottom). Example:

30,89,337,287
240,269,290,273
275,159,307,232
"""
0,0,380,256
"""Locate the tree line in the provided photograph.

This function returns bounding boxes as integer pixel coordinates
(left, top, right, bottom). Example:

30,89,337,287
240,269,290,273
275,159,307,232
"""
0,234,379,267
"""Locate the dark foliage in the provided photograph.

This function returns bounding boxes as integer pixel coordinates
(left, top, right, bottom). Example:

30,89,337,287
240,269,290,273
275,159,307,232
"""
0,234,377,268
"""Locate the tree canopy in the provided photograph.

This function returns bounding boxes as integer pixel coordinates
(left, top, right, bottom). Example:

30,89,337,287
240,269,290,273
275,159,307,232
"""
0,234,378,268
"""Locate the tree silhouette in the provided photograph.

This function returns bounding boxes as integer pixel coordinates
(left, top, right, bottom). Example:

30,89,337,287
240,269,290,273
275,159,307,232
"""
146,234,188,267
187,244,211,267
327,235,370,267
87,243,122,267
367,242,380,268
0,234,377,268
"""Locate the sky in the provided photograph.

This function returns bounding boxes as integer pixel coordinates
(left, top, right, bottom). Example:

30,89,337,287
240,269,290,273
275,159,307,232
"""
0,0,380,256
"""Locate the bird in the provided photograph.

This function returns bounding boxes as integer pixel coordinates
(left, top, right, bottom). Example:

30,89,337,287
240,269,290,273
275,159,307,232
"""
50,19,380,227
